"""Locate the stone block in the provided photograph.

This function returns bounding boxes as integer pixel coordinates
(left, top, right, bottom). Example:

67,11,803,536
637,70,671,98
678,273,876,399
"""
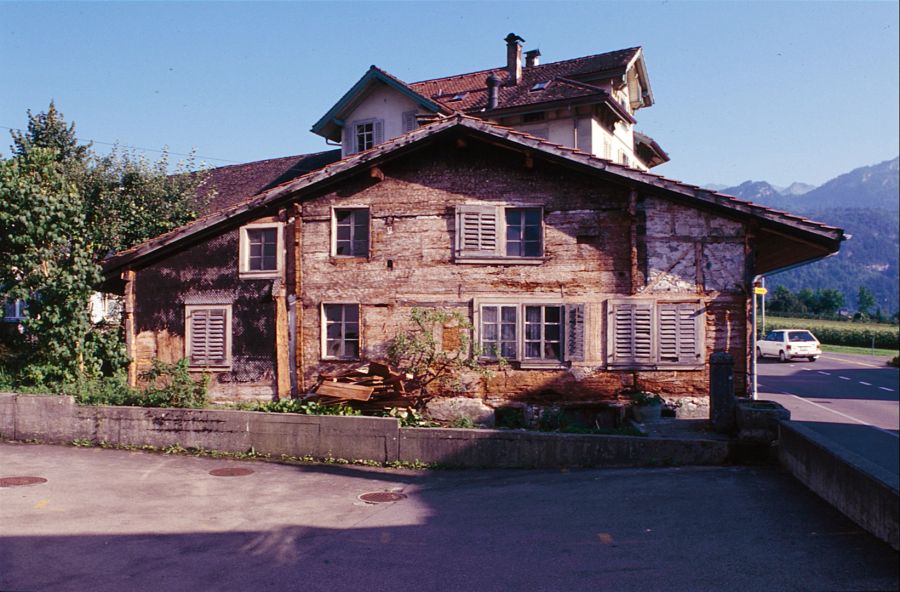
426,396,495,426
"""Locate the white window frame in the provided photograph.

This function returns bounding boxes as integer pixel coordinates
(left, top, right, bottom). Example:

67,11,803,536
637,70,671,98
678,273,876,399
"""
330,206,371,258
321,302,361,361
2,298,27,322
455,204,545,264
606,298,705,370
238,222,283,279
474,298,584,369
185,304,233,370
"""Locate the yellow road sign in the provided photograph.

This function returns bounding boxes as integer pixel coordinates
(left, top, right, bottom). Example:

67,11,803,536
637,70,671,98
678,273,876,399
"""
754,287,768,295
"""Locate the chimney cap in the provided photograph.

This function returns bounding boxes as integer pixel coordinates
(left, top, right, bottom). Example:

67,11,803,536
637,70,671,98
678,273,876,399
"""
486,74,502,87
504,33,525,45
524,49,541,58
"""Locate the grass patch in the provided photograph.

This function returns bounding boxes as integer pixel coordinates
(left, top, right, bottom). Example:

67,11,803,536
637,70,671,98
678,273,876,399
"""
820,344,899,358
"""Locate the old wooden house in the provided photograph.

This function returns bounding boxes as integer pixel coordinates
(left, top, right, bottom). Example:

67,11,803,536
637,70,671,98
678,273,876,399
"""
102,114,843,409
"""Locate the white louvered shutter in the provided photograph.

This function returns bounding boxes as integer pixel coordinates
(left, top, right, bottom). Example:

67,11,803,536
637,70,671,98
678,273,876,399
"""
658,303,701,365
191,308,228,366
611,302,653,366
343,123,355,156
402,110,417,133
373,119,384,145
456,205,500,258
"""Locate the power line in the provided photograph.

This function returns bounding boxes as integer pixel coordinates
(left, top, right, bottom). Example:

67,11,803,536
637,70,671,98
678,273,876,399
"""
0,125,241,164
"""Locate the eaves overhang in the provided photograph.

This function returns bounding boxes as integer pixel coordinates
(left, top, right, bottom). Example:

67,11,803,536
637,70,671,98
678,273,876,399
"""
105,114,844,280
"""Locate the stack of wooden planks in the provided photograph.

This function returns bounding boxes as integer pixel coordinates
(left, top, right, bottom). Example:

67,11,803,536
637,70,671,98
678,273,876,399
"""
312,361,423,410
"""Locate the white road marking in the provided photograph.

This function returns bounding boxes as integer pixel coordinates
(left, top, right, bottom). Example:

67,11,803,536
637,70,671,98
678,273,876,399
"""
879,387,894,392
860,382,872,386
817,371,831,376
839,376,851,380
783,394,900,439
800,368,811,372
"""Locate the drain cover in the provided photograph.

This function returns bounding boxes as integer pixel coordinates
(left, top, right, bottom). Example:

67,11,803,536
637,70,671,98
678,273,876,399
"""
0,476,47,487
358,492,407,503
209,468,254,477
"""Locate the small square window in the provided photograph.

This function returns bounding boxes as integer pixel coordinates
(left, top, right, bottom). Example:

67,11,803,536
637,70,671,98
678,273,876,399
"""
333,208,370,257
323,303,360,360
505,208,542,257
239,223,282,278
356,122,375,152
186,305,232,369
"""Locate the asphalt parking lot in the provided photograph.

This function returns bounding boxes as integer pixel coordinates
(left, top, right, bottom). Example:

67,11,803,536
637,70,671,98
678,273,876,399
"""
1,442,897,592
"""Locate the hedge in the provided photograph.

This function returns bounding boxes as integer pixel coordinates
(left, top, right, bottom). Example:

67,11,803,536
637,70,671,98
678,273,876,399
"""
764,317,899,350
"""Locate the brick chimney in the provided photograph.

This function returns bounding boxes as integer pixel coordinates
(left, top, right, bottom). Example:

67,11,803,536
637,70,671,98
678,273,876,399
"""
525,49,541,68
505,33,525,85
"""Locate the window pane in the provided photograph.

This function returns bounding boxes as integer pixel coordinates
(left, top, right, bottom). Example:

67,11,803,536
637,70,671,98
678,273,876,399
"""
524,209,541,225
327,340,342,357
525,343,541,358
326,323,342,339
524,225,540,241
523,241,541,257
501,306,516,323
345,340,359,359
506,242,522,257
336,226,351,241
544,306,560,323
483,324,498,342
525,323,541,340
345,323,359,340
525,306,541,323
336,210,353,223
324,304,343,322
501,342,517,359
482,306,498,323
343,305,359,322
544,342,560,360
501,324,516,341
545,324,560,342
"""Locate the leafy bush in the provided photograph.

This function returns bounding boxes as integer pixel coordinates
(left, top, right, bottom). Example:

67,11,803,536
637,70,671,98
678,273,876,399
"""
246,398,360,416
629,392,664,406
139,359,208,409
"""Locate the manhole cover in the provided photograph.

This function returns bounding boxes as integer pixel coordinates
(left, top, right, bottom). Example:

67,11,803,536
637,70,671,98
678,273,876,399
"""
209,468,254,477
358,492,407,503
0,476,47,487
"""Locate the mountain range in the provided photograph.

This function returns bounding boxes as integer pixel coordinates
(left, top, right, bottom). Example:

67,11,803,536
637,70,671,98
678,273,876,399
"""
710,157,899,313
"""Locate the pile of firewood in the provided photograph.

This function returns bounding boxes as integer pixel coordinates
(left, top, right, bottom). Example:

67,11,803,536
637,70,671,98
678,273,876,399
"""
311,361,424,411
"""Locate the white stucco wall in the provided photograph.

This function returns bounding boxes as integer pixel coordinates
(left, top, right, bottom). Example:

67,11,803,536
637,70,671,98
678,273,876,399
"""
341,84,421,156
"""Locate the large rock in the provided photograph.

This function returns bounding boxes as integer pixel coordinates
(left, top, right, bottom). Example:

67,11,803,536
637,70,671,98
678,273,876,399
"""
426,397,495,427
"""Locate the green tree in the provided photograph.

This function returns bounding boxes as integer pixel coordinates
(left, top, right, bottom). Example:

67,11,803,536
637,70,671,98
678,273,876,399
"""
10,101,91,164
767,286,807,314
814,288,845,316
0,148,101,382
857,286,876,316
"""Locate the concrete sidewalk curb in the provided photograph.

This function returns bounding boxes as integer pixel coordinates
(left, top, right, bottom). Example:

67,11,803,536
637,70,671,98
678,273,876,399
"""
778,420,899,551
0,393,730,469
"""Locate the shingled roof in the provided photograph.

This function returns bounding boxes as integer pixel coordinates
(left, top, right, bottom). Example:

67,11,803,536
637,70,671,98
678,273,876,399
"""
409,47,646,115
199,149,341,214
105,115,843,278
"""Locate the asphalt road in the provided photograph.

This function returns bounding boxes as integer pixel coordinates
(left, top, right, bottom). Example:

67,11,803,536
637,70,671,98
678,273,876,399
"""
757,352,899,475
1,443,898,592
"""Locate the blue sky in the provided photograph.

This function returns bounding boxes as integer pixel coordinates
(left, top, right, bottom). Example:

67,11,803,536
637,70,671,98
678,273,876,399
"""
2,1,898,187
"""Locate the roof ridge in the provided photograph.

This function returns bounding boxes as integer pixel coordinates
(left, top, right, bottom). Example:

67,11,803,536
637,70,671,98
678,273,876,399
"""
410,46,643,86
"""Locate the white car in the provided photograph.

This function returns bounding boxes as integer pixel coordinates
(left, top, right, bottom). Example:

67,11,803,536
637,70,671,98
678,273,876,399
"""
757,329,821,362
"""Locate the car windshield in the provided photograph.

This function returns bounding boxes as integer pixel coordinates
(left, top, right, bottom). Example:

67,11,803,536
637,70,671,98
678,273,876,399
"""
788,331,817,342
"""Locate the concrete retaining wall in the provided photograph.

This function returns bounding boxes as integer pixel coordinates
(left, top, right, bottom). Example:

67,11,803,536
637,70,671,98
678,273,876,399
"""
0,393,728,469
778,420,899,551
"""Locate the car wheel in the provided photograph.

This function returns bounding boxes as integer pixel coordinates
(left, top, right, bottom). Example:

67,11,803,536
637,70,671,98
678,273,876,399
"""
756,347,764,360
778,351,787,363
808,356,818,362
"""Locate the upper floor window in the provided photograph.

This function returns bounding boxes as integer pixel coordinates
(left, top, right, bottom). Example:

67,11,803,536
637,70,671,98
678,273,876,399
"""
333,208,370,257
456,205,543,263
239,223,283,279
345,118,384,155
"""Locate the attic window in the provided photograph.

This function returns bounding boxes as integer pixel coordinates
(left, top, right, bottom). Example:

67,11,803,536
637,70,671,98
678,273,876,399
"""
530,81,550,91
449,92,468,102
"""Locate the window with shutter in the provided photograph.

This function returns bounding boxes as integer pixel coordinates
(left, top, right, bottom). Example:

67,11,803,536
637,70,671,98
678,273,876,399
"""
477,301,583,366
186,305,231,368
608,300,704,368
456,205,543,262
